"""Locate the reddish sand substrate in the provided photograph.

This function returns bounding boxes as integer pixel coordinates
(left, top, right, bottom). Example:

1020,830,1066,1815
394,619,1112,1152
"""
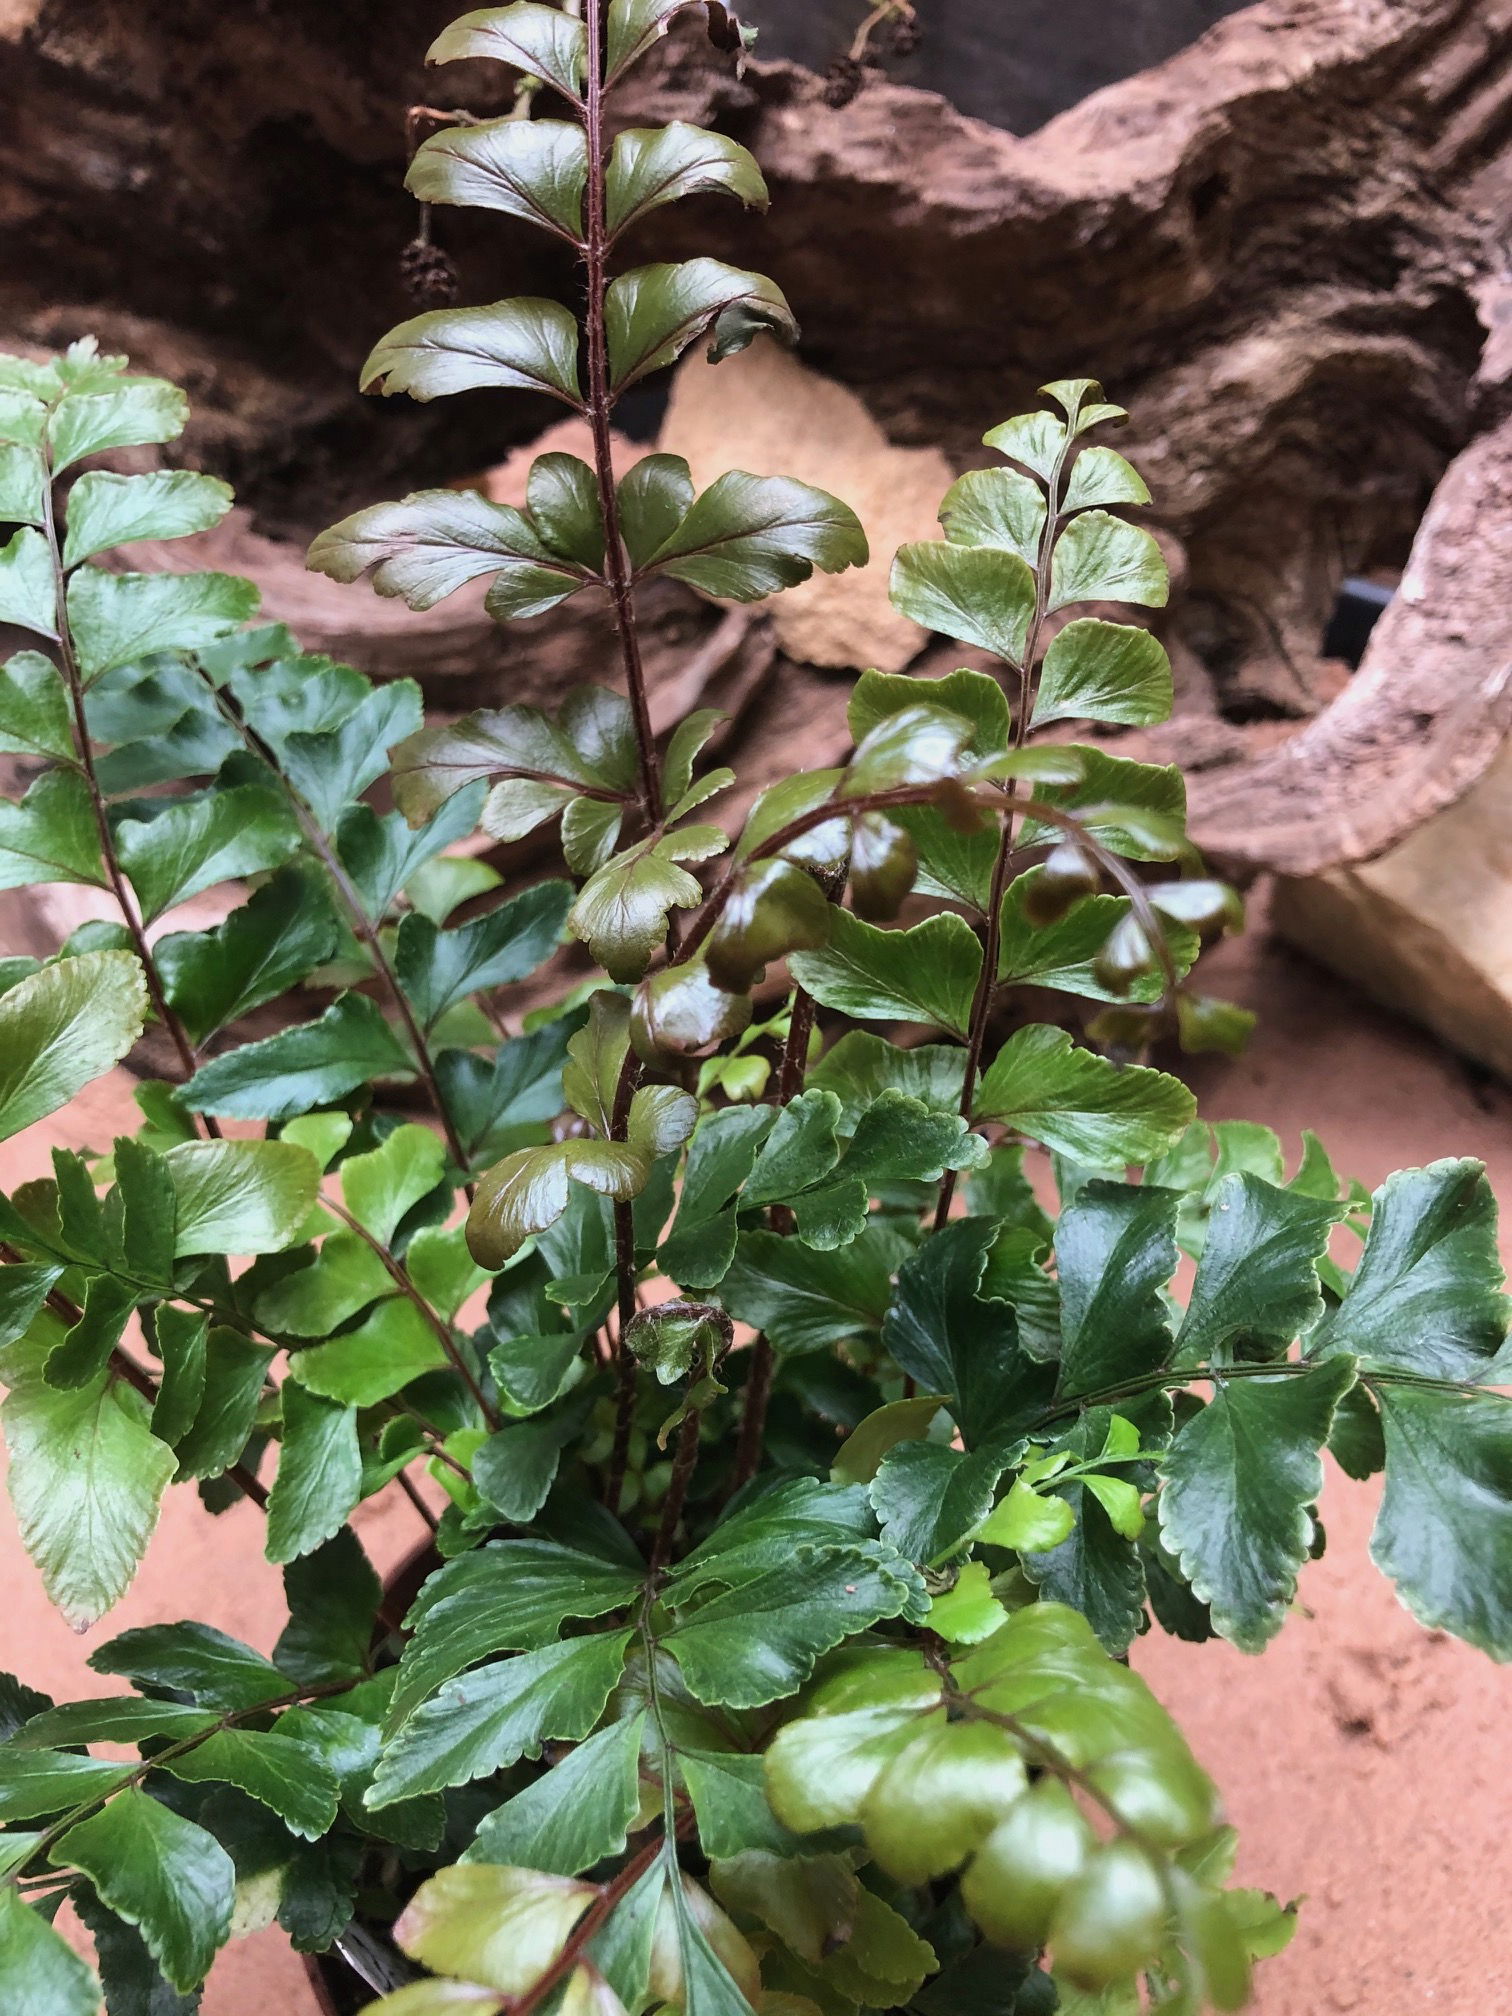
4,902,1509,2010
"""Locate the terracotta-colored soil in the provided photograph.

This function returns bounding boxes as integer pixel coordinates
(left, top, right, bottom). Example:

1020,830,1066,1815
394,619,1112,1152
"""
4,896,1509,2010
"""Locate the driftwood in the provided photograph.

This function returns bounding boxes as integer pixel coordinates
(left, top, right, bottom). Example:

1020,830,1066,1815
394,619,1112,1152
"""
4,0,1512,874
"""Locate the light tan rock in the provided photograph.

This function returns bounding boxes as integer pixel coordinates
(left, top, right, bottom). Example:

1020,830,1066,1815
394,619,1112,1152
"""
656,341,952,672
1271,733,1512,1080
0,0,41,39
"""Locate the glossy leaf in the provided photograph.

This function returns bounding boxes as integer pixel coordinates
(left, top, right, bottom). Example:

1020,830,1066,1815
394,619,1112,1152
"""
391,1532,641,1725
73,1894,210,2016
680,1750,805,1860
1175,1173,1340,1368
428,3,587,102
61,468,233,569
1060,444,1150,513
975,1026,1195,1165
569,842,703,981
664,1542,925,1709
1050,1840,1167,1987
369,1631,633,1806
0,769,103,892
937,466,1045,564
704,857,830,993
66,567,259,682
51,1791,235,1992
1049,511,1167,611
735,768,848,877
719,1223,906,1355
157,1727,342,1840
47,368,188,473
529,453,606,570
0,1887,101,2016
265,1384,362,1565
183,994,415,1121
440,1018,574,1166
93,1621,290,1711
982,408,1068,481
607,122,767,236
339,782,489,920
397,1865,595,1998
289,1298,448,1407
255,1232,392,1338
1054,1181,1179,1397
645,471,867,600
0,650,72,761
0,527,58,637
845,669,1015,769
277,680,424,831
342,1122,449,1243
472,1404,592,1523
889,541,1037,664
633,959,753,1062
398,880,571,1028
872,1440,1005,1567
170,1331,275,1481
114,783,300,922
998,869,1195,1003
467,1138,647,1268
1033,619,1172,729
882,1218,1056,1447
309,488,589,620
606,0,721,79
3,1353,175,1627
395,690,630,829
0,949,147,1143
0,441,45,524
1016,748,1186,861
1371,1384,1512,1657
790,908,980,1038
465,1712,645,1873
842,702,976,799
156,865,342,1043
165,1138,319,1255
276,1527,384,1686
1309,1159,1509,1381
619,454,696,568
409,117,587,239
807,1030,966,1126
606,259,797,391
360,300,582,406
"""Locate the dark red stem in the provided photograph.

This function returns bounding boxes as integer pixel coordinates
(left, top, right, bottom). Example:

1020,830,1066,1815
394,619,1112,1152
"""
582,0,663,825
605,1048,645,1516
731,989,816,1490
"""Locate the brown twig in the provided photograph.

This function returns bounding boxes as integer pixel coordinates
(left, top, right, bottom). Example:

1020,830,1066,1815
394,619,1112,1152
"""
731,990,815,1491
651,1404,703,1572
605,1047,645,1517
394,1465,440,1535
507,1832,666,2016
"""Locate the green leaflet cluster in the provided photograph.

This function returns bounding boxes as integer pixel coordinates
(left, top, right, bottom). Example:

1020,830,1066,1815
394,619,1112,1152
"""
764,1606,1278,2011
2,1,1511,2012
